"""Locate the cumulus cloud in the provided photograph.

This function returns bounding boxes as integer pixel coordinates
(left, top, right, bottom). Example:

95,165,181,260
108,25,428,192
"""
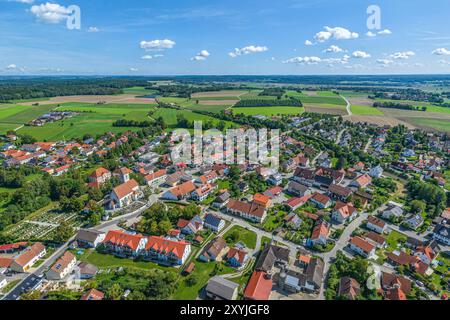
389,51,415,59
378,29,392,35
304,40,313,46
229,45,268,58
314,26,359,42
324,55,351,65
352,50,371,58
432,48,450,56
324,45,343,53
6,64,17,70
140,39,176,51
283,56,321,65
30,2,72,24
377,59,394,66
141,54,163,60
366,31,376,37
191,50,210,61
87,26,100,33
130,68,138,72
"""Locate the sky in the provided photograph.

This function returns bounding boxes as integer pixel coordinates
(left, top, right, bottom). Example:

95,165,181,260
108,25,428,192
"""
1,0,450,75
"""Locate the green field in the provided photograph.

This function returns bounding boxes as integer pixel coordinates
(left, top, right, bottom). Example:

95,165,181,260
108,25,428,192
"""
232,106,304,116
122,86,158,95
351,105,384,115
159,97,233,113
16,102,156,140
224,225,257,249
406,118,450,132
376,99,450,114
285,91,346,105
153,108,235,129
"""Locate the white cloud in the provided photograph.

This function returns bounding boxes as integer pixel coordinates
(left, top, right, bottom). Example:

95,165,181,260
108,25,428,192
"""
314,26,359,42
324,54,351,65
141,54,163,60
324,45,343,53
389,51,415,59
352,50,371,59
191,50,210,61
130,68,139,72
304,40,313,46
229,45,268,58
432,48,450,56
366,31,376,37
378,29,392,35
30,2,72,24
140,39,176,51
283,56,322,65
6,64,17,70
377,59,394,66
87,27,100,33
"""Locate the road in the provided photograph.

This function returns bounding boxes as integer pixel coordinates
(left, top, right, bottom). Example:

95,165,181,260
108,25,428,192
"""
317,211,369,300
340,95,352,116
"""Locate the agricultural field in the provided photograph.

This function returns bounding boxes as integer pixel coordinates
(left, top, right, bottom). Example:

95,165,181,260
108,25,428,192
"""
122,86,158,96
231,106,304,116
16,102,156,140
191,90,246,98
375,99,450,114
159,97,234,113
152,108,235,129
403,118,450,133
350,105,384,116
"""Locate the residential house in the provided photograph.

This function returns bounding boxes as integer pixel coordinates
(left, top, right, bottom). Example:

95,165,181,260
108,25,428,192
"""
144,169,167,187
196,171,219,185
284,196,309,211
203,214,226,233
382,203,404,220
255,244,290,273
284,212,302,230
102,230,147,257
81,288,104,301
369,165,384,178
364,232,386,248
109,179,142,209
263,186,283,199
433,223,450,245
78,262,98,279
226,248,249,269
366,216,387,234
206,276,239,300
381,272,411,301
332,201,357,224
349,236,376,258
88,167,111,188
253,193,271,208
144,236,191,265
244,271,273,300
278,257,324,294
212,190,230,208
310,220,330,246
75,229,105,248
46,251,77,280
338,277,361,300
161,181,196,201
113,167,132,183
350,174,372,188
404,214,424,230
327,184,353,202
287,181,311,197
414,245,437,265
177,215,203,235
191,183,217,201
226,199,267,224
0,242,28,254
199,237,227,262
309,193,332,209
10,243,46,273
352,190,373,208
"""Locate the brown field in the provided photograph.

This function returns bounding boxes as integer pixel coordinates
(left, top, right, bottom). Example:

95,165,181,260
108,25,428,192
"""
346,115,415,128
347,96,373,106
19,94,156,105
198,100,238,106
191,91,245,98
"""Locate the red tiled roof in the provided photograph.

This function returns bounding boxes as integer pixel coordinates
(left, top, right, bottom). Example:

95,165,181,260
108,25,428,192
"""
169,181,196,198
103,230,144,251
334,201,356,218
367,216,386,228
253,193,271,207
145,236,189,260
226,248,248,264
0,257,13,268
244,271,272,300
0,242,27,251
144,169,167,182
50,251,75,274
311,221,330,240
227,199,266,218
311,192,331,205
90,167,110,179
13,242,45,267
81,288,104,301
112,179,139,200
350,236,375,254
354,174,372,187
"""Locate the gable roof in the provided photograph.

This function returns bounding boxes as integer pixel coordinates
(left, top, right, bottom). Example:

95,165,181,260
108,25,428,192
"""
103,230,144,251
367,215,386,229
50,251,75,274
226,248,248,264
90,167,110,179
244,271,272,300
311,220,330,240
145,236,190,260
206,276,239,300
227,199,266,218
328,184,353,198
350,236,375,254
168,181,196,198
13,242,45,267
333,201,356,218
144,169,167,182
81,288,104,301
112,179,139,200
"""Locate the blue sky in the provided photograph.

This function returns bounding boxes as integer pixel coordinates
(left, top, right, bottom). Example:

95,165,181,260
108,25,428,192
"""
1,0,450,75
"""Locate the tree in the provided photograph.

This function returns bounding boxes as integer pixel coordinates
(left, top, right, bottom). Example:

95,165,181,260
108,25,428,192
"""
20,290,41,300
54,221,74,243
410,200,426,214
106,283,124,300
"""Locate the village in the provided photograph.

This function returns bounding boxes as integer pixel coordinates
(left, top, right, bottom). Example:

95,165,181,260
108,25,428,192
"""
0,112,449,301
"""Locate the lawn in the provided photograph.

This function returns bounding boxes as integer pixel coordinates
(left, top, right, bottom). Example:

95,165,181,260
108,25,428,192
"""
73,249,171,271
232,106,304,116
351,105,384,115
386,230,407,252
171,261,234,300
435,252,450,275
262,209,287,232
224,225,257,249
444,170,450,190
